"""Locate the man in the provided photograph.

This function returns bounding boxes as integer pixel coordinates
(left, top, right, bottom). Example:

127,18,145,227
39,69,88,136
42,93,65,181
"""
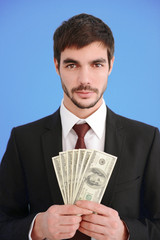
0,13,160,240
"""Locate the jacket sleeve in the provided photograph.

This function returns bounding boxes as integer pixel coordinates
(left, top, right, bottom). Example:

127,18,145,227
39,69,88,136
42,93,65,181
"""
123,127,160,239
0,128,36,240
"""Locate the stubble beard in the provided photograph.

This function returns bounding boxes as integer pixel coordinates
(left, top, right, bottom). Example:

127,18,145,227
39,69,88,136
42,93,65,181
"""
61,81,106,109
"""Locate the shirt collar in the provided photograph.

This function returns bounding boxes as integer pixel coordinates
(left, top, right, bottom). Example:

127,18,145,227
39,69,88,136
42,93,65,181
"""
60,99,107,139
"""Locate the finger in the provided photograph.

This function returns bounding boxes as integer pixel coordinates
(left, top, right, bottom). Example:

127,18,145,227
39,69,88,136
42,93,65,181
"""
80,220,108,236
59,215,82,225
82,213,107,226
80,219,126,240
52,204,92,215
76,200,117,217
58,223,80,233
82,214,119,232
62,205,92,216
53,229,78,240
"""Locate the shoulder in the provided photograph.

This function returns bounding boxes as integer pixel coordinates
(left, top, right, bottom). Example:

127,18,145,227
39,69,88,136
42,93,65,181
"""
107,107,159,140
12,108,61,138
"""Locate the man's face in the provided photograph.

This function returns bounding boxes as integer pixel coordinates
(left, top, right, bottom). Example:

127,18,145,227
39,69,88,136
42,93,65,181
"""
54,41,114,114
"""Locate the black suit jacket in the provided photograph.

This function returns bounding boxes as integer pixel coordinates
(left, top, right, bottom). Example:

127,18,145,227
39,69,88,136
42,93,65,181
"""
0,107,160,240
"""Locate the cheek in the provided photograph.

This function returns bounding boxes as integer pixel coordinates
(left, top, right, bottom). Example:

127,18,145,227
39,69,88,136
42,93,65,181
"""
95,74,108,89
100,71,109,81
61,72,75,84
61,75,77,93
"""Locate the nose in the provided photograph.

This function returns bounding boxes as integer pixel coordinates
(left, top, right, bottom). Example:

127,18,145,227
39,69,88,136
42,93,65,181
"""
77,66,91,85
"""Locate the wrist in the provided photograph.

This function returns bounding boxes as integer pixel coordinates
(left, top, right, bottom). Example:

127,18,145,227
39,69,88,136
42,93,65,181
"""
31,213,45,240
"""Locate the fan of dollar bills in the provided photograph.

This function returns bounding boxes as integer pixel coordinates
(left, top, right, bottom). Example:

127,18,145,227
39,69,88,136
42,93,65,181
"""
52,149,117,205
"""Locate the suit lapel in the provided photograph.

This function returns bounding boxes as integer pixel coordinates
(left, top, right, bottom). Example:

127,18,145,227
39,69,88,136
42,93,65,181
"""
102,107,125,206
41,109,64,204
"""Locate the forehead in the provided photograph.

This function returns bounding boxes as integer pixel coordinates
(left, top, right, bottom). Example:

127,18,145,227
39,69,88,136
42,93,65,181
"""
60,41,108,62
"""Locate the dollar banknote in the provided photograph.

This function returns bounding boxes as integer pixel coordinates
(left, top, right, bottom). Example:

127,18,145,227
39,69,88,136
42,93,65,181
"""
74,150,117,203
52,155,66,204
52,149,117,204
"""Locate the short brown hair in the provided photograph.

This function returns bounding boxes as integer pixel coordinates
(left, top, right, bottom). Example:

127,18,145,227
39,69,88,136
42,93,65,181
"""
53,13,114,69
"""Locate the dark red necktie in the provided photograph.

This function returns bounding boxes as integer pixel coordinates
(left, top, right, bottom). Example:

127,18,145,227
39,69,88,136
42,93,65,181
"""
70,123,91,239
73,123,90,149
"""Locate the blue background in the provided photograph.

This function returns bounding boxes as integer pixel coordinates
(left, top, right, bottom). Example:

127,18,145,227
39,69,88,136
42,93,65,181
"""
0,0,160,161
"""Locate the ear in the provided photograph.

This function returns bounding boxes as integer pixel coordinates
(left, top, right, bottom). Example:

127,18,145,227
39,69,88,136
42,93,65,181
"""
108,56,115,75
54,58,60,75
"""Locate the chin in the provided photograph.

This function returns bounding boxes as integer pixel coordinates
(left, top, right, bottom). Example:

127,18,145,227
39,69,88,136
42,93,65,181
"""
72,99,99,109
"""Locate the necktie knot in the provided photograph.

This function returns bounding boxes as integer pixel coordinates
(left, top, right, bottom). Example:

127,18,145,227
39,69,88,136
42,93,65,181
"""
73,123,90,149
73,123,90,138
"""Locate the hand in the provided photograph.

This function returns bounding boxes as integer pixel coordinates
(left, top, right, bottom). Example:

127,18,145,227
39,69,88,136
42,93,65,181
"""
76,200,129,240
31,204,92,240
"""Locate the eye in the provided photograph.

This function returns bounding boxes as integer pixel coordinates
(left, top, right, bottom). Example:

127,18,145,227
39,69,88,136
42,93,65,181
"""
66,64,77,69
93,63,103,68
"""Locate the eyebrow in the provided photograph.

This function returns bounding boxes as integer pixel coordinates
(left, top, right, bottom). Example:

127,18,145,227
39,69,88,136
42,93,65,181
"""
62,57,107,65
91,58,107,64
63,58,79,64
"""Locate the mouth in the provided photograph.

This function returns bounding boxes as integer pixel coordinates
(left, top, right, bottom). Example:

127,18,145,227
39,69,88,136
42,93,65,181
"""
75,90,95,98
